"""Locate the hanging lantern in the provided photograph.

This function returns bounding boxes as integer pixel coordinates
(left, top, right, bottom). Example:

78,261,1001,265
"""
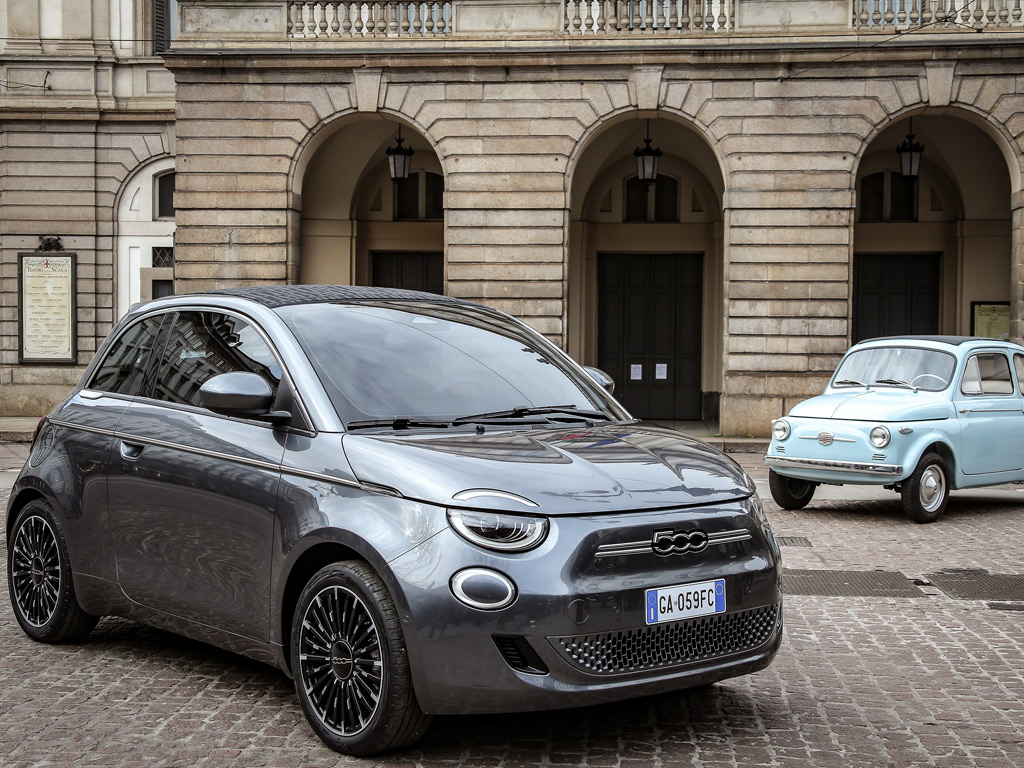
386,126,414,183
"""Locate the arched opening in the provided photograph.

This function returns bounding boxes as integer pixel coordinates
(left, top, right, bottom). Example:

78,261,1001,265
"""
115,157,176,318
569,116,725,421
298,118,444,293
854,114,1012,341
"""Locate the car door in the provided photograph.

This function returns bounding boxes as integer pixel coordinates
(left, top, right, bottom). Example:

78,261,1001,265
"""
107,309,287,641
954,351,1024,475
49,312,170,579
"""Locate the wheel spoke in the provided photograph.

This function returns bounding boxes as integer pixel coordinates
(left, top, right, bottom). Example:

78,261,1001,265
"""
10,515,62,627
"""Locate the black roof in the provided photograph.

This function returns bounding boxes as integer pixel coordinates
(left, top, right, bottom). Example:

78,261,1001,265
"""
202,285,474,310
861,335,1004,346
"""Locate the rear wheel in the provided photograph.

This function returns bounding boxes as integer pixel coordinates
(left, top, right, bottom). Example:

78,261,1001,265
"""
768,469,817,510
291,561,431,755
901,452,949,524
7,499,98,642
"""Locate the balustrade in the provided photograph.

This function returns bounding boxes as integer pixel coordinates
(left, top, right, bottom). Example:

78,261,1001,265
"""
564,0,730,34
288,1,452,38
851,0,1023,29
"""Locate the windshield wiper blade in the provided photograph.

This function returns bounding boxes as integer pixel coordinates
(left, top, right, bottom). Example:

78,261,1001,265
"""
875,378,914,389
347,418,452,431
833,379,866,387
453,404,610,424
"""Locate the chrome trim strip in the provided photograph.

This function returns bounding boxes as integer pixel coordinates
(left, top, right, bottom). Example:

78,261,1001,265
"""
453,489,539,508
798,435,856,442
764,455,904,476
595,530,752,558
959,408,1022,414
49,419,116,438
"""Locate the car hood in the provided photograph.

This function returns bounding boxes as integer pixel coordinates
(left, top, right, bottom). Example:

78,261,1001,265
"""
342,424,753,515
788,389,952,421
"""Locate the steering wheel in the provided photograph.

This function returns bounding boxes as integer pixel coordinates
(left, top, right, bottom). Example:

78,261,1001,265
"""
910,373,946,388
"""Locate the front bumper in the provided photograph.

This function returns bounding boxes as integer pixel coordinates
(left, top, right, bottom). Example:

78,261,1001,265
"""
387,504,783,715
765,454,904,477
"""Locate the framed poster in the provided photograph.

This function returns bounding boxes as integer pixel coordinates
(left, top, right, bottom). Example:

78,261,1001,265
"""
970,301,1010,340
19,253,77,364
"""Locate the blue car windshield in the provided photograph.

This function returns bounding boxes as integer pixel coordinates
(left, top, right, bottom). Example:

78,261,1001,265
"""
281,302,621,424
832,346,956,391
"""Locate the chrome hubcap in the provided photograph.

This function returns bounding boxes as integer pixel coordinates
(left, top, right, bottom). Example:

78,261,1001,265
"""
298,585,384,736
10,515,62,627
919,465,946,512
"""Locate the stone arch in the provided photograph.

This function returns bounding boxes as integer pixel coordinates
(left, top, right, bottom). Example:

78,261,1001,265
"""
567,110,727,421
852,106,1016,341
114,155,176,318
288,112,445,289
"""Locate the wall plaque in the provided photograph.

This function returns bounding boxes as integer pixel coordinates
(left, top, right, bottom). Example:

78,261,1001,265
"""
19,253,77,364
970,301,1010,340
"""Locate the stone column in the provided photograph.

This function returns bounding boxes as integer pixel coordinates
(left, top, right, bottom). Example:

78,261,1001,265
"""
1012,191,1024,345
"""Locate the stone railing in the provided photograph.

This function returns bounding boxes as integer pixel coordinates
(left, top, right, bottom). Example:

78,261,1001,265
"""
564,0,731,34
852,0,1023,30
270,0,1024,41
288,1,453,38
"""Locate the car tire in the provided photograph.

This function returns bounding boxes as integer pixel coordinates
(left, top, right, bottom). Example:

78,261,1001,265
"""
768,469,817,510
291,561,431,755
901,452,949,524
7,499,99,643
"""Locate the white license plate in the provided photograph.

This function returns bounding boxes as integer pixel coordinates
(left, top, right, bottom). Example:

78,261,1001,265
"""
645,579,726,625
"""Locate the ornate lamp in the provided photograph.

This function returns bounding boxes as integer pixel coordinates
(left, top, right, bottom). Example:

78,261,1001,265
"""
896,118,924,179
634,120,662,185
386,125,414,183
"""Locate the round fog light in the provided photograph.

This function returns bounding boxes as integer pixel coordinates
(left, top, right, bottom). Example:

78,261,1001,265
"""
450,568,517,611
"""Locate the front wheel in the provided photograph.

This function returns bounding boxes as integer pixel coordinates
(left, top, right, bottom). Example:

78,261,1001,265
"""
7,499,98,642
768,469,817,510
901,453,949,523
291,561,431,755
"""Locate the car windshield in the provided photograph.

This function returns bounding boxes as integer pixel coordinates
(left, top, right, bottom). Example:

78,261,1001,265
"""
831,346,956,392
281,302,622,425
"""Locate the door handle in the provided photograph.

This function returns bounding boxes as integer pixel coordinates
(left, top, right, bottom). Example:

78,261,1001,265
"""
120,441,146,460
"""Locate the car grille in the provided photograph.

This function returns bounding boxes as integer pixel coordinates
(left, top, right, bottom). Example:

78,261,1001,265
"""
550,603,780,676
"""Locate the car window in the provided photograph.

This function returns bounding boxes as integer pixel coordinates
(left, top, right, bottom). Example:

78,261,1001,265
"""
151,311,282,408
1015,354,1024,393
961,353,1014,396
88,314,167,396
281,302,609,423
831,346,955,391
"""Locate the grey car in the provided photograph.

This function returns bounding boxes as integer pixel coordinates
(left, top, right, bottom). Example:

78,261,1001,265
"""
5,286,782,755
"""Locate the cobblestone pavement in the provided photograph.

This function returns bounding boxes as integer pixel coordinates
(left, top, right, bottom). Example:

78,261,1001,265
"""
2,445,1023,767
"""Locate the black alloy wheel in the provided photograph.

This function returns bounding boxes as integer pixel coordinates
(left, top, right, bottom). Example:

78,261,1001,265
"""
291,561,431,755
768,469,817,510
7,499,98,642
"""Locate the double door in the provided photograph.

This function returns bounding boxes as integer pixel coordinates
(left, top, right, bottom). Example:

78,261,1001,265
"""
598,253,703,420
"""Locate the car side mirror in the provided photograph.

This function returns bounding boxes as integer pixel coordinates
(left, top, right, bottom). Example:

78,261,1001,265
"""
584,366,615,395
199,372,291,425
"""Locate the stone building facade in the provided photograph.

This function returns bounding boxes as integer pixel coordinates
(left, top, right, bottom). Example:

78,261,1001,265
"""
2,0,1024,435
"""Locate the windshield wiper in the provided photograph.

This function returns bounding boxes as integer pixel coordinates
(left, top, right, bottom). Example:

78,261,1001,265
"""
833,379,866,387
347,418,453,431
875,378,915,390
453,404,610,424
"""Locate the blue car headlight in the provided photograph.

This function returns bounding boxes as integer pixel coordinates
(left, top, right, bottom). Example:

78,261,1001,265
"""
772,419,791,441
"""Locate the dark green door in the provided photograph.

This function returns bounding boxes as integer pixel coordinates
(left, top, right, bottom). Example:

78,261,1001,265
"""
598,253,703,420
853,253,940,342
372,252,443,295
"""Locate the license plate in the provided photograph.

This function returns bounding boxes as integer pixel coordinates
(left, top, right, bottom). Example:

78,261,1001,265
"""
645,579,726,625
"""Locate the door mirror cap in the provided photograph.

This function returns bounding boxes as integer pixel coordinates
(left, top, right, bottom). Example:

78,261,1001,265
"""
200,372,289,423
584,366,616,395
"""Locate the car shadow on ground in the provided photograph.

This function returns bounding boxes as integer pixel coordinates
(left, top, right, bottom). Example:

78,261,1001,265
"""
771,496,1023,523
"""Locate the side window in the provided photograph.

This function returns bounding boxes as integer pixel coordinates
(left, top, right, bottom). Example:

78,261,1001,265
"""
1015,354,1024,393
962,353,1013,396
89,315,167,396
152,311,282,409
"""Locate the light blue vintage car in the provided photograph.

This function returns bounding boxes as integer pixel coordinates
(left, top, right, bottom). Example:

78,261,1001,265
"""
764,335,1024,523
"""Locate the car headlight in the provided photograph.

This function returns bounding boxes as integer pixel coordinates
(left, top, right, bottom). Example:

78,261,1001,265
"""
772,419,791,441
447,509,549,552
869,425,891,448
